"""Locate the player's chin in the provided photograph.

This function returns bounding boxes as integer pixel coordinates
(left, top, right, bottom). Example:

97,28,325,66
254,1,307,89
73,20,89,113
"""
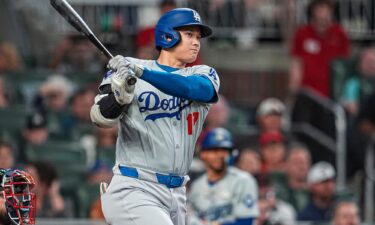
185,54,198,64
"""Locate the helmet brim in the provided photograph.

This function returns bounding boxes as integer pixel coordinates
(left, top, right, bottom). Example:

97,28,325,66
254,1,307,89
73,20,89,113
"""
174,23,213,38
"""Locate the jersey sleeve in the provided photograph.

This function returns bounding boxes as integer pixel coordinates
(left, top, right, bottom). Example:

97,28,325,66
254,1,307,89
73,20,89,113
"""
192,65,220,103
232,174,259,219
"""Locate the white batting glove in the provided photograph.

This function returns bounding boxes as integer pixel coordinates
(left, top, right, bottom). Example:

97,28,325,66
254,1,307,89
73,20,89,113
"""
111,65,136,105
108,55,144,78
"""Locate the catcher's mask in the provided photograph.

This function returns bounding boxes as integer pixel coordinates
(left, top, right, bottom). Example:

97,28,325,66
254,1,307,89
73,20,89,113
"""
1,169,36,225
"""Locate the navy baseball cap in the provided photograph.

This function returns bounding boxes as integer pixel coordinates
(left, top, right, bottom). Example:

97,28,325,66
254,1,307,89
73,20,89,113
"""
26,113,47,129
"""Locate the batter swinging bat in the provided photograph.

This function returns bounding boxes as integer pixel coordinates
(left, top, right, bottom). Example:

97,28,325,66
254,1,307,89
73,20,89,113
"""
50,0,136,85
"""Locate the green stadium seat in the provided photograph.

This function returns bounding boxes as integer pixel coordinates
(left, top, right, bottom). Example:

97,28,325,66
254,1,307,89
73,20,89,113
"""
0,105,31,134
25,140,89,192
5,70,52,104
76,183,101,218
97,146,116,165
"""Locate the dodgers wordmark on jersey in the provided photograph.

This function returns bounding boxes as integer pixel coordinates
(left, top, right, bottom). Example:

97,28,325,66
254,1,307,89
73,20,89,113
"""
99,57,220,176
188,167,259,224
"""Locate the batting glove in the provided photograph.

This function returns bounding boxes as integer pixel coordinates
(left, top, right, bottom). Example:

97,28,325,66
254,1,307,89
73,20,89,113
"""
111,65,136,105
108,55,144,78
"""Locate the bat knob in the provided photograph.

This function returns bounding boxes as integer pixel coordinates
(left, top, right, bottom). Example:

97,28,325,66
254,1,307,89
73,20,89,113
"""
127,76,137,86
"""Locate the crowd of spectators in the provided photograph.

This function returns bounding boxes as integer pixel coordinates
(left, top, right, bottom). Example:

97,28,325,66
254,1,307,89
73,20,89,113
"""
0,0,372,224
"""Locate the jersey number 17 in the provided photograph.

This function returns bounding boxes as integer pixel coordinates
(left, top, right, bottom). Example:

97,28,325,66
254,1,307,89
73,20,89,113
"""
187,112,199,135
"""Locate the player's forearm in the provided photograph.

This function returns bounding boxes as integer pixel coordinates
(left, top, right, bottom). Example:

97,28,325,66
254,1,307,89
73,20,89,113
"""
90,92,125,127
141,69,215,102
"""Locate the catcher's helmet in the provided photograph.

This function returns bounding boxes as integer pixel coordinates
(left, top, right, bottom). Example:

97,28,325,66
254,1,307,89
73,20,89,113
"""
1,169,36,225
201,128,234,150
155,8,212,49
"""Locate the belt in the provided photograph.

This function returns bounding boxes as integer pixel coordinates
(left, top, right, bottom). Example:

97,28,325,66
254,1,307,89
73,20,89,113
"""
118,165,188,188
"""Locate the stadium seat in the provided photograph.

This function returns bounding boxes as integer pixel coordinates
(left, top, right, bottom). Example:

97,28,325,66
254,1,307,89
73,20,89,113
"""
76,183,101,218
5,70,52,105
25,140,89,192
0,105,31,134
97,147,116,166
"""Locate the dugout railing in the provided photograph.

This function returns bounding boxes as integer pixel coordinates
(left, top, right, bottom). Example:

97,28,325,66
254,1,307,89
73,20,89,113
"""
290,88,347,191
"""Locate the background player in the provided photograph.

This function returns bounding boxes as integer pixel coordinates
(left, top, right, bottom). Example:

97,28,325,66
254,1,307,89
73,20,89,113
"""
188,128,259,225
90,8,220,225
0,169,36,225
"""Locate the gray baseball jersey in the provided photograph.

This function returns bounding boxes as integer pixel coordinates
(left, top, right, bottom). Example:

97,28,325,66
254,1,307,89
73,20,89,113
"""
188,167,259,224
99,57,220,176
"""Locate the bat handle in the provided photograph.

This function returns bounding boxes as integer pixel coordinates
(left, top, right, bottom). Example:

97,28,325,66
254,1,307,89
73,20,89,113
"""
107,54,137,86
127,76,137,85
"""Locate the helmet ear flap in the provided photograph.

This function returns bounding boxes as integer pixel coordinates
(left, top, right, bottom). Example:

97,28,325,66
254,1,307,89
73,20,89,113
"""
155,28,181,49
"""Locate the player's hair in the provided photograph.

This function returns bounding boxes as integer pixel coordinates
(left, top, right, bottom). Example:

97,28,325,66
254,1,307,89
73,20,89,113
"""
307,0,335,21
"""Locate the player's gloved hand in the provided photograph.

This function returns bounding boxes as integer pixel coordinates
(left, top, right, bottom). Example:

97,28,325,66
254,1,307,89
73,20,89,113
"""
108,55,144,78
110,65,136,105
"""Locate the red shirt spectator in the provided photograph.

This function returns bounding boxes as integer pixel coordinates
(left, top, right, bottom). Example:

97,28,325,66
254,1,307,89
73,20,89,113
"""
289,0,351,98
291,23,350,97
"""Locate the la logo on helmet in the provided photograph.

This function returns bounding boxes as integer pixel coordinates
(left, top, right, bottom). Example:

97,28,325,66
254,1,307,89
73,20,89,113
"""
193,10,201,22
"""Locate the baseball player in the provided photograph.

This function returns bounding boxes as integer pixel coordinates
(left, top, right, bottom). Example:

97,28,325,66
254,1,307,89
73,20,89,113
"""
0,168,36,225
188,128,259,225
90,8,219,225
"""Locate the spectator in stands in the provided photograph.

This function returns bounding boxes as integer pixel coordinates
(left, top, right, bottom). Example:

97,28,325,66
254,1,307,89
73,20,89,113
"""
95,126,117,149
289,0,350,98
271,143,311,213
0,42,23,74
0,141,14,169
340,46,375,116
49,34,106,74
236,147,261,177
0,77,8,108
34,74,74,114
331,201,360,225
256,98,287,134
356,91,375,140
298,161,337,222
259,131,287,175
136,0,177,60
25,161,67,218
256,181,297,225
59,87,95,139
18,112,49,163
87,161,113,220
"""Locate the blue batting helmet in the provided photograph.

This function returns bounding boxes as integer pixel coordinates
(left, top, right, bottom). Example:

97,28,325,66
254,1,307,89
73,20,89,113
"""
155,8,213,49
201,128,234,150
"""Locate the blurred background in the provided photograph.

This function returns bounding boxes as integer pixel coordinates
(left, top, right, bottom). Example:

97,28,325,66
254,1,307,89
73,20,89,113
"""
0,0,375,224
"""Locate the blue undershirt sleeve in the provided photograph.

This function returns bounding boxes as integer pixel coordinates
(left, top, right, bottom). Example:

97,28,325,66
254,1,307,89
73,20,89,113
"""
140,69,216,103
221,218,254,225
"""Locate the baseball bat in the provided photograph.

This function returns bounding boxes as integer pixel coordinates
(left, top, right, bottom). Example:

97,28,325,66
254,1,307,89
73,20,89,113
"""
50,0,136,85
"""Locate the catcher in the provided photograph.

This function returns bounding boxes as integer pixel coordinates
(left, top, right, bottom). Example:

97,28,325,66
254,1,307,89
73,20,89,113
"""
0,169,36,225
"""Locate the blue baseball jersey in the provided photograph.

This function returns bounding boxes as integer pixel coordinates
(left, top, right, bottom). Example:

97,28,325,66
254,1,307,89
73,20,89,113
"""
99,57,220,176
188,167,259,224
